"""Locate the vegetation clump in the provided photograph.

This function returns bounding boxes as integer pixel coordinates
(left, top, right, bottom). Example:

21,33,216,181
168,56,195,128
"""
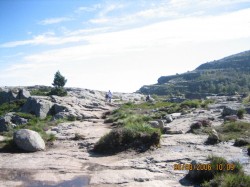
0,100,26,116
186,156,247,186
237,108,246,119
93,124,161,153
215,121,250,141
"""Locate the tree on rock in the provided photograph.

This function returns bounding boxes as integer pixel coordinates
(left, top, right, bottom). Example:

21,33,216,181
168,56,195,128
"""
52,71,67,88
49,71,67,96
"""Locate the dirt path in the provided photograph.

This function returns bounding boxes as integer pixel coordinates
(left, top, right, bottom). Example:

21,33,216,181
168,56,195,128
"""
0,106,249,187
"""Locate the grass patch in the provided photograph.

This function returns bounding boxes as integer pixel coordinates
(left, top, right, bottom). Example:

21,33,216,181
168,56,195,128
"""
187,156,245,186
30,88,51,96
93,123,161,153
215,121,250,141
0,100,26,116
202,173,250,187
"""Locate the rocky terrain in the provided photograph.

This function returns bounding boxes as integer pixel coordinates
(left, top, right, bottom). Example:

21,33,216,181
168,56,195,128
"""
0,87,249,187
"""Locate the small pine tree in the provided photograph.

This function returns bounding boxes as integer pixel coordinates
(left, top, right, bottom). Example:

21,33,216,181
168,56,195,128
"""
52,71,67,88
49,71,67,96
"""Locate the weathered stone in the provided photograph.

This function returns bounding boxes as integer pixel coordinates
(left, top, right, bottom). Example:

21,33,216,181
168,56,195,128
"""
13,129,45,152
234,138,250,147
21,97,53,119
224,115,238,122
17,89,30,100
11,115,28,125
0,113,13,132
222,106,238,117
190,122,202,130
0,90,18,105
206,129,220,145
165,115,173,123
149,121,163,129
52,104,68,114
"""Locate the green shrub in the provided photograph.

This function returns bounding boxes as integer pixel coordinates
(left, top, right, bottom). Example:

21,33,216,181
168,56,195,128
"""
30,88,51,96
93,123,161,153
237,108,246,119
0,99,26,116
180,100,201,108
187,156,243,184
216,121,250,141
203,173,250,187
48,87,67,96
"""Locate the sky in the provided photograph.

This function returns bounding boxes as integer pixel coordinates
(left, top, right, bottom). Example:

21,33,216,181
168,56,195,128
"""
1,0,250,93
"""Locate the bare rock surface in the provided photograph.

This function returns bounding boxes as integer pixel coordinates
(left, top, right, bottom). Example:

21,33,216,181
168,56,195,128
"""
0,92,249,187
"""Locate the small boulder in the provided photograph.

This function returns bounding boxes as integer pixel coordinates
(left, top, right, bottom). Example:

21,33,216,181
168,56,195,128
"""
206,129,220,145
234,138,250,147
190,121,202,130
165,115,173,123
224,115,238,122
149,121,162,129
13,129,45,152
11,115,28,125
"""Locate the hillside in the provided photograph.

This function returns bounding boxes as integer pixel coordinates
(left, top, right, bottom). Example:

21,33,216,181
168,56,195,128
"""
139,50,250,97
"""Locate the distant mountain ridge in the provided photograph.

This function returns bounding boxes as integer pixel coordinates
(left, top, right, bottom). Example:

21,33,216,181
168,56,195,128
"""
196,50,250,70
139,50,250,97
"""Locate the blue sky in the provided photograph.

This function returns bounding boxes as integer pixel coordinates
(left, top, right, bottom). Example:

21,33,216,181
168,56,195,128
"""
1,0,250,92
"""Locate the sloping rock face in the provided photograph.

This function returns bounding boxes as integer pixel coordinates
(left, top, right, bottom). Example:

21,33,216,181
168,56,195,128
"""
13,129,45,152
22,97,53,119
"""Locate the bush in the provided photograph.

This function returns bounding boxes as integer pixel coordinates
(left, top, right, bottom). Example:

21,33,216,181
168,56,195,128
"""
30,87,51,96
237,108,246,119
203,173,250,187
216,121,250,141
93,123,161,153
187,156,243,185
0,99,26,116
48,87,67,97
180,100,200,108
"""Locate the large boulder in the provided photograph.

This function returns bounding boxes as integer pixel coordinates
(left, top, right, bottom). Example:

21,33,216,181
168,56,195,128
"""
21,97,53,119
222,106,238,117
0,89,17,105
17,89,30,100
13,129,45,152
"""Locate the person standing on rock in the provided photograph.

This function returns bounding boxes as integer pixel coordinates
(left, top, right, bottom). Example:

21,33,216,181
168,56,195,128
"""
105,90,112,103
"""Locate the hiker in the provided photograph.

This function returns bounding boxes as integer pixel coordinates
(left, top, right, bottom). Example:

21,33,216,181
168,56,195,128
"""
146,94,150,102
105,90,112,103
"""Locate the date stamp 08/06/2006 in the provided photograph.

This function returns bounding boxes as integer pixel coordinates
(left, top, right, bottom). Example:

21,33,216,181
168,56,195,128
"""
173,163,236,171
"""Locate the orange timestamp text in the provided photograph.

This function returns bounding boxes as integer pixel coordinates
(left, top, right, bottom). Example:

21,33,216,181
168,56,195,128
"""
173,163,236,171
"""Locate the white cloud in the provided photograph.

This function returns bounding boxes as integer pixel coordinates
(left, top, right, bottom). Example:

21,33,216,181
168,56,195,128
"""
75,4,101,13
39,17,73,25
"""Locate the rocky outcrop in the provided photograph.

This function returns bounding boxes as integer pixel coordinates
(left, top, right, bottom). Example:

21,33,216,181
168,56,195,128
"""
16,89,30,100
0,113,28,132
21,97,53,119
222,105,239,117
0,88,30,105
13,129,45,152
